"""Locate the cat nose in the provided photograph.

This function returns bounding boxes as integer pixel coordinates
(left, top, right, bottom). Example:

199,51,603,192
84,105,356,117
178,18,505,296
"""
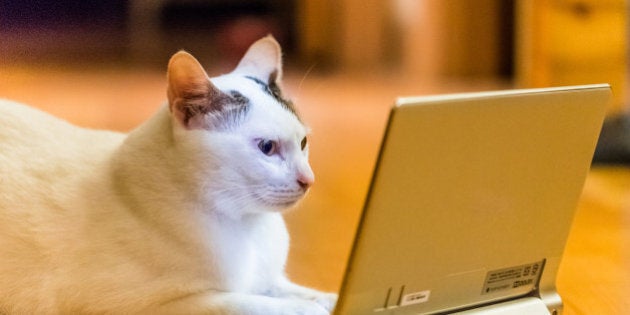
298,178,312,190
297,170,314,190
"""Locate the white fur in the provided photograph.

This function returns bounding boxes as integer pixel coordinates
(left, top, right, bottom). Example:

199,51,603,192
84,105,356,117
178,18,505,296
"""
0,37,336,314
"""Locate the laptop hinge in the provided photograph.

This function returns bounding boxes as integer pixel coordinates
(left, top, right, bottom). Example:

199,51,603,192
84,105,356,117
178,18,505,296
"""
538,290,563,315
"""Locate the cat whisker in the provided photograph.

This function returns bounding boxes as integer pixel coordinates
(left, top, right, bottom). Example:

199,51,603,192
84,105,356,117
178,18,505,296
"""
209,183,305,209
297,62,318,95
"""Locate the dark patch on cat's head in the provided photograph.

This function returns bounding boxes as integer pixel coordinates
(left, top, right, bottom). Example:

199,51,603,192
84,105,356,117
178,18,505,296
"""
174,83,250,130
244,74,299,119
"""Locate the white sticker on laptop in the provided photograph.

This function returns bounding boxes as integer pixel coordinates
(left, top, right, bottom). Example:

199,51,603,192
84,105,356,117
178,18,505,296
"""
481,260,545,295
400,290,431,306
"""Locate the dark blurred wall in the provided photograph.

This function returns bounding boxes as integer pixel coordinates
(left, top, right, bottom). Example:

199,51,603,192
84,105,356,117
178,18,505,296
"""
0,0,296,67
0,0,127,30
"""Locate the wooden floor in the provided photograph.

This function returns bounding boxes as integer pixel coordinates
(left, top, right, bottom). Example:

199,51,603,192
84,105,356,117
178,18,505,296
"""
0,62,627,314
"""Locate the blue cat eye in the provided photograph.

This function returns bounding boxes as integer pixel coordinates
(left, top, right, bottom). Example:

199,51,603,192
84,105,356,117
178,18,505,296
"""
258,139,277,156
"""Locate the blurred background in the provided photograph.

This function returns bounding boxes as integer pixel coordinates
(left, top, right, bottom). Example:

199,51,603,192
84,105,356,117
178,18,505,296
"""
1,1,626,97
1,0,628,313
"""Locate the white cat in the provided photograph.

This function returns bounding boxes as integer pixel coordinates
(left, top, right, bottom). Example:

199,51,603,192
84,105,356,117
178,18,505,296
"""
0,36,337,314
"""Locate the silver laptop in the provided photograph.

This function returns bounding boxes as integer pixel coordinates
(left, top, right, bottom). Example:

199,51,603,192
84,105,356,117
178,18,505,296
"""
333,84,611,315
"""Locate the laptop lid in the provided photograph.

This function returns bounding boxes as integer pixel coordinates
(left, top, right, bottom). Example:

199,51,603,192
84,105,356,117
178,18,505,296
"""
334,85,611,314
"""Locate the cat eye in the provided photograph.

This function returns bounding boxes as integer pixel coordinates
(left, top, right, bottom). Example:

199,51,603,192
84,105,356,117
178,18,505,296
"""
258,139,277,156
301,137,307,150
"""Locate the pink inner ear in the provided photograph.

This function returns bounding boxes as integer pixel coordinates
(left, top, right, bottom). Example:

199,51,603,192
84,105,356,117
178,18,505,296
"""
166,51,216,128
167,52,209,98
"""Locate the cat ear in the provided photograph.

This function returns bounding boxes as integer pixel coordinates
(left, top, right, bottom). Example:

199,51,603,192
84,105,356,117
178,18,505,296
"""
167,51,222,129
233,35,283,84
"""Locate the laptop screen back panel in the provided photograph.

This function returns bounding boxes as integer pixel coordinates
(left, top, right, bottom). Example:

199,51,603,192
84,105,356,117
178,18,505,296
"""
334,86,610,314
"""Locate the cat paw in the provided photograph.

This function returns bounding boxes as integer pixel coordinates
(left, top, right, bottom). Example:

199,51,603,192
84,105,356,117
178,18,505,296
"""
282,300,329,315
310,292,337,312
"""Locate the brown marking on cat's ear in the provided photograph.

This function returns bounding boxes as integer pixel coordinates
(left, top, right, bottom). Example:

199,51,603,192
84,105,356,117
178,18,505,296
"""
233,35,283,84
167,51,252,130
167,51,220,129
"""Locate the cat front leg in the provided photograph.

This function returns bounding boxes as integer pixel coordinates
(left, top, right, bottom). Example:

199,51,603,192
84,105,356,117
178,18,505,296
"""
270,277,338,312
146,291,330,315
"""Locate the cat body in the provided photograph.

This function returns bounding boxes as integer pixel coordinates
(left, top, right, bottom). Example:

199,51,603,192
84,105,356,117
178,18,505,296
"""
0,37,335,314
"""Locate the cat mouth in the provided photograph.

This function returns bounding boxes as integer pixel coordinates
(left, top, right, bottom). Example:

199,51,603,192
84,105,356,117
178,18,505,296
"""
269,199,300,208
263,195,304,208
254,189,305,209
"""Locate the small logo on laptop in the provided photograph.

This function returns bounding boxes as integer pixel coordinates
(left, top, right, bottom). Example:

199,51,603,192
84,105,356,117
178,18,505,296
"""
401,290,431,306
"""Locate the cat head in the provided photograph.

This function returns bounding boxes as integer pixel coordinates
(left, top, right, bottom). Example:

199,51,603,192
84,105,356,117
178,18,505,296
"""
166,36,313,215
